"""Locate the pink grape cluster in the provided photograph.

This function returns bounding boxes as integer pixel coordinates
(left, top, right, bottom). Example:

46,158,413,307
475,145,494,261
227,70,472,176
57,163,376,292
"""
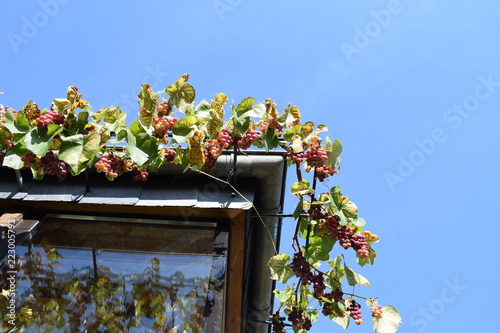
236,130,259,149
153,116,177,140
311,272,326,297
164,148,177,163
4,138,13,149
371,305,383,318
291,252,313,286
287,151,306,165
94,153,133,180
323,216,370,258
204,139,222,169
217,129,234,149
348,300,363,325
21,152,37,167
286,307,312,331
260,117,283,137
305,147,328,169
132,168,148,181
82,125,95,136
35,151,68,180
156,100,172,116
322,289,346,317
269,310,286,333
36,110,66,129
315,165,336,182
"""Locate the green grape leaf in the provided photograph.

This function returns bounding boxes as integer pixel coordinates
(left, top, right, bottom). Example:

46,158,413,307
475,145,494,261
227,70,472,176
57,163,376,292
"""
24,124,64,157
268,253,294,283
187,131,205,169
194,100,211,121
372,305,402,333
273,287,294,303
52,98,71,114
3,109,30,133
352,217,366,227
180,84,196,104
344,266,362,286
291,135,305,153
102,106,127,134
138,84,159,112
292,200,304,220
172,115,198,143
283,104,301,127
126,120,159,168
305,234,335,263
235,97,266,120
290,179,312,196
331,309,350,329
263,126,280,151
66,111,89,136
3,143,29,169
59,131,100,175
324,136,342,167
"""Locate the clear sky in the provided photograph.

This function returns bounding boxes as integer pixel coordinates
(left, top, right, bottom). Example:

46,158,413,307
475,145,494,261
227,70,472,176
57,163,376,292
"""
2,1,500,332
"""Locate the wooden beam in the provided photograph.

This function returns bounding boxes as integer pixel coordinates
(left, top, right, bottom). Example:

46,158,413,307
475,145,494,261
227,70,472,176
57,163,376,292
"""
226,210,247,333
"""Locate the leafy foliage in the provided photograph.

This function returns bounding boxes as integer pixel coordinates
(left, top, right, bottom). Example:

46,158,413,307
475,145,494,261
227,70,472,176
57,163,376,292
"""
0,75,401,332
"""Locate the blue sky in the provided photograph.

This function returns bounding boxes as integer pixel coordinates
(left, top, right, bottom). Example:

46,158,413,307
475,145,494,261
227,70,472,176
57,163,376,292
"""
2,1,500,332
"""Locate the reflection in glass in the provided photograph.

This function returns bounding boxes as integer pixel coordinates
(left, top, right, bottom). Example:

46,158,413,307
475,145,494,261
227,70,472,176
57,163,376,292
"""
0,218,227,332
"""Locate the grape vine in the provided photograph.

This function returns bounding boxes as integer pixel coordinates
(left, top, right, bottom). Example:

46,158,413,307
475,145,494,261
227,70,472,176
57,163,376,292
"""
0,74,401,333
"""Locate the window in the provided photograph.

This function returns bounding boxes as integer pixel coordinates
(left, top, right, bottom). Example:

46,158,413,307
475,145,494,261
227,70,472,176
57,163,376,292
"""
1,214,228,333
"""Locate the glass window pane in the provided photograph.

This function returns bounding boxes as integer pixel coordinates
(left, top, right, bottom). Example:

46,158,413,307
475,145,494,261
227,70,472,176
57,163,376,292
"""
0,217,227,333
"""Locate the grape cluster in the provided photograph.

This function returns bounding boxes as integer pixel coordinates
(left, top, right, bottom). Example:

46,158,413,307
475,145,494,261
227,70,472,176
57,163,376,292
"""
156,100,172,116
348,300,363,325
36,110,66,129
236,130,259,150
204,139,222,169
308,204,325,221
291,252,313,285
371,305,383,318
269,310,286,333
315,165,336,182
287,151,306,165
351,233,369,257
164,148,177,163
35,151,69,180
132,168,148,181
323,216,370,257
304,147,328,170
21,152,37,167
311,272,326,297
260,117,283,137
82,125,95,136
217,129,234,149
324,288,344,303
4,138,13,149
286,307,312,331
153,116,177,140
94,153,133,180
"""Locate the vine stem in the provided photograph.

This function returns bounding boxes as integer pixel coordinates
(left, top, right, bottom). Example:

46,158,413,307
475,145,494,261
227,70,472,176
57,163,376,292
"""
343,293,369,300
195,169,278,255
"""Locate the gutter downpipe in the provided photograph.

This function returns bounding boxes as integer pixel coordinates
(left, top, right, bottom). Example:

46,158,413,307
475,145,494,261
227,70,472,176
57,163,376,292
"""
208,152,287,333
